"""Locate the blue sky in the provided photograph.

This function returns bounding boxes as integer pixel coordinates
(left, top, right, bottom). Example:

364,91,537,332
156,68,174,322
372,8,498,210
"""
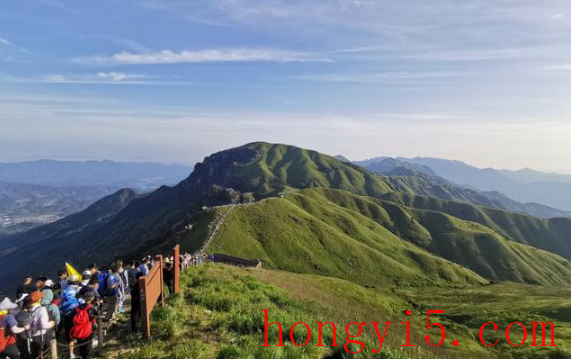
1,0,570,172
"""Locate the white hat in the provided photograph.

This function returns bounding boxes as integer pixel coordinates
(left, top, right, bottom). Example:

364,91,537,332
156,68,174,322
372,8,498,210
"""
0,297,18,311
82,270,92,277
45,279,54,287
69,275,79,282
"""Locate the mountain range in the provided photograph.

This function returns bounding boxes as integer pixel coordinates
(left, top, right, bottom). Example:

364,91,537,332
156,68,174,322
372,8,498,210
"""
2,142,571,294
356,156,571,212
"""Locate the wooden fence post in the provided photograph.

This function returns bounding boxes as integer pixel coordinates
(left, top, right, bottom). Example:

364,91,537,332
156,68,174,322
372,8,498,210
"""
97,316,104,348
173,245,180,295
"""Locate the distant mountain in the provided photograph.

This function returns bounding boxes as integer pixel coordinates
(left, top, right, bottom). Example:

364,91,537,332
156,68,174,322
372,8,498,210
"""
365,158,436,177
361,156,571,213
499,168,571,184
2,142,571,294
0,181,119,232
406,158,571,212
0,160,191,191
358,158,570,218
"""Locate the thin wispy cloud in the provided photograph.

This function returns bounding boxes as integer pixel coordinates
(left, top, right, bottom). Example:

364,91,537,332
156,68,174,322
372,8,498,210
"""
298,71,470,84
73,49,331,65
43,72,152,83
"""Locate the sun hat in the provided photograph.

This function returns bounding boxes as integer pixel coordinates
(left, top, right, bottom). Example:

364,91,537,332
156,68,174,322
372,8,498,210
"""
29,291,45,303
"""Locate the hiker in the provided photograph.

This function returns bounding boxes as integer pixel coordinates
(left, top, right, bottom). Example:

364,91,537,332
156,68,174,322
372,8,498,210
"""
60,276,80,318
27,291,55,358
138,258,150,276
81,271,92,287
88,264,100,279
35,277,61,335
53,270,69,294
78,277,101,302
163,260,174,296
114,262,127,314
15,277,36,302
67,292,98,359
130,272,143,333
60,276,80,358
128,260,141,289
101,265,121,320
0,297,26,359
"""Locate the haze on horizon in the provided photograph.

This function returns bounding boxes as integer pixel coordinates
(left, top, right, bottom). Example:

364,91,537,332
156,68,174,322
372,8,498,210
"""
1,1,570,174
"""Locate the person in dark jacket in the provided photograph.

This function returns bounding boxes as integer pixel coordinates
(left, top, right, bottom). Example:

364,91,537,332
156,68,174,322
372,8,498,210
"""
130,272,143,333
162,260,174,297
15,276,37,301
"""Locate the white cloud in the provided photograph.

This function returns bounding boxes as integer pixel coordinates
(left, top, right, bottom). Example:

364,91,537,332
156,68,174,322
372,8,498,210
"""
95,72,150,81
73,49,331,65
0,36,15,47
43,72,151,83
551,14,564,20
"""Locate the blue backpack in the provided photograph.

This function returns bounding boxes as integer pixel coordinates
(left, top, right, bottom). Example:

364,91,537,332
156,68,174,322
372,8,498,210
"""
60,287,80,316
98,273,118,297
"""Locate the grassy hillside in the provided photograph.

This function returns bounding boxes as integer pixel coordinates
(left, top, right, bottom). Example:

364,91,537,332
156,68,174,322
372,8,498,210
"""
112,265,492,359
402,283,571,359
206,188,571,286
381,192,571,261
109,265,570,359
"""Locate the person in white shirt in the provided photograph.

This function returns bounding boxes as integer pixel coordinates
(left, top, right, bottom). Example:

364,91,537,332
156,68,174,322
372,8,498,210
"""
26,291,55,357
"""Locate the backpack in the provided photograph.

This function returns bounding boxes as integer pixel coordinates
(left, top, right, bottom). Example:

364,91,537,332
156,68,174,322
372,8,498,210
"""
15,309,33,340
100,274,118,297
0,314,17,352
98,273,109,296
69,305,94,340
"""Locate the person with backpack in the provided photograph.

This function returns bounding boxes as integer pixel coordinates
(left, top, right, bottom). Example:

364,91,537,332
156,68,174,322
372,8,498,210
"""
67,292,98,359
60,276,81,358
0,297,26,359
35,277,61,331
97,267,118,321
15,277,36,303
27,291,55,359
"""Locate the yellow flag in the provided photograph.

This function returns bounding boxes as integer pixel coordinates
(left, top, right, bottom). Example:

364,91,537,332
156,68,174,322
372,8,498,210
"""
66,262,82,282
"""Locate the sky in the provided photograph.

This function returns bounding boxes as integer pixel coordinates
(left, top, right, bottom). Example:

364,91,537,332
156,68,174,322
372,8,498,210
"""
0,0,570,173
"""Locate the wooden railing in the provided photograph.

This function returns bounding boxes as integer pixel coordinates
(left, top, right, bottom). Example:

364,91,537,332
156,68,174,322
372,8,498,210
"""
139,255,164,338
139,245,181,338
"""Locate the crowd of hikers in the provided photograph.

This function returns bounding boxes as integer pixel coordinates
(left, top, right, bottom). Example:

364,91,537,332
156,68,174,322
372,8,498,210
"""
0,252,205,359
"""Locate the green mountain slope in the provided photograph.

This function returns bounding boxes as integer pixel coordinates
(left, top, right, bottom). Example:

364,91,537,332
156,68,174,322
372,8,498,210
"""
381,192,571,261
208,188,571,286
2,142,571,293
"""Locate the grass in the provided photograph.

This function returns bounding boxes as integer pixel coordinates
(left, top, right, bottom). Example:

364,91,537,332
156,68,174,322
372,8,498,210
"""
207,187,571,286
401,283,571,358
117,264,493,359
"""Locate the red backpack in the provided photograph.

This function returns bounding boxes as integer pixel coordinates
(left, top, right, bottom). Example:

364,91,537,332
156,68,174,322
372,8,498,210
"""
69,305,95,340
0,314,17,352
